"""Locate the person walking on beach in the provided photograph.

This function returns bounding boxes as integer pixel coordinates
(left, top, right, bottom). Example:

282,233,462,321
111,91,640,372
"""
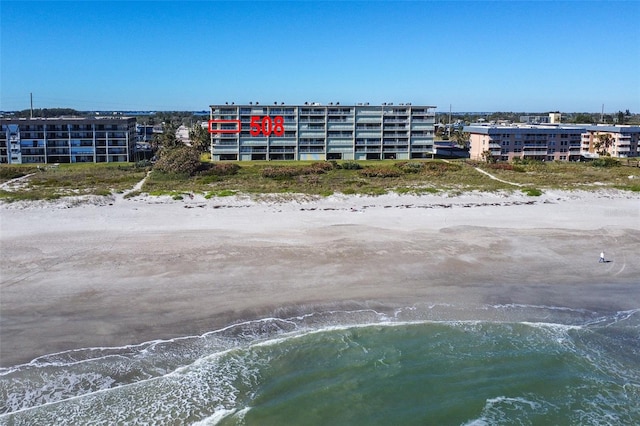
599,251,605,263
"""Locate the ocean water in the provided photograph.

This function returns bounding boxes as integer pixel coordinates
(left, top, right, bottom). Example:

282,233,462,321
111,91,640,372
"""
1,304,639,425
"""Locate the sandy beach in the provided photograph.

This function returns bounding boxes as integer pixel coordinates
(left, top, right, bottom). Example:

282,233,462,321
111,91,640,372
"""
1,190,639,367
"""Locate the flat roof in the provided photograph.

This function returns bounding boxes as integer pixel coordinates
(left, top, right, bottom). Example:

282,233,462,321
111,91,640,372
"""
1,116,135,122
464,124,587,134
585,125,640,133
210,103,436,108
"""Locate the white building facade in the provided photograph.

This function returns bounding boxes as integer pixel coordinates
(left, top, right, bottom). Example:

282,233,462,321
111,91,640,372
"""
0,117,136,164
209,103,436,161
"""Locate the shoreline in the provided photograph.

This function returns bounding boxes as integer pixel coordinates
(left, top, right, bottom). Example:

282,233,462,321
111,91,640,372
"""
1,190,639,367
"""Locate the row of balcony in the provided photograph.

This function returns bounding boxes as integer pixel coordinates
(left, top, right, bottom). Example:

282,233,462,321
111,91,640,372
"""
216,116,434,126
21,141,129,147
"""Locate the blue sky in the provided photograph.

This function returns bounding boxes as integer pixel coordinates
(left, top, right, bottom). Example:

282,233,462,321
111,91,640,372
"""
1,1,639,113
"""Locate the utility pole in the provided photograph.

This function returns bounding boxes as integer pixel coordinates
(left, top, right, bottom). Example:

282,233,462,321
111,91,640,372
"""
30,93,33,119
601,104,604,123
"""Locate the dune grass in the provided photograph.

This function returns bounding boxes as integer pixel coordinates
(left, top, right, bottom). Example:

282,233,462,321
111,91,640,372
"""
1,159,639,201
0,163,148,202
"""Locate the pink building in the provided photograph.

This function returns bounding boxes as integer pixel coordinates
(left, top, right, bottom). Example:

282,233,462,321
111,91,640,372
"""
581,125,640,158
464,124,583,162
465,124,640,162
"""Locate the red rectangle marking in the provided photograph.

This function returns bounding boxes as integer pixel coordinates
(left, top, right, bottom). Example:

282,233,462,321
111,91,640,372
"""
208,119,241,134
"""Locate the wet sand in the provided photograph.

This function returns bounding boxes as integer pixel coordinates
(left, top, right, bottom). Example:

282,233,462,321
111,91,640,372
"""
1,190,639,367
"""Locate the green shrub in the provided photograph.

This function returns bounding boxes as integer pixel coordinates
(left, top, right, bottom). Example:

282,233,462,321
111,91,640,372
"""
396,162,425,174
153,146,202,175
522,188,542,196
591,157,619,168
340,161,362,170
135,159,153,168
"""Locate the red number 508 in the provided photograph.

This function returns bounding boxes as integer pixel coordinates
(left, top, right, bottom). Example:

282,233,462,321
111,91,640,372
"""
249,116,285,137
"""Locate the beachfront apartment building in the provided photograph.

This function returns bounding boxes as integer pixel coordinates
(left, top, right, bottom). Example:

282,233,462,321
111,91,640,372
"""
580,125,640,159
465,124,640,162
0,117,136,164
209,103,436,161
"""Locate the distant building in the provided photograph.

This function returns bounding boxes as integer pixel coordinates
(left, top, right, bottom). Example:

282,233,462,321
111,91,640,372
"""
209,103,436,161
465,123,640,162
0,117,136,164
518,113,561,125
136,124,154,142
549,113,561,124
176,125,190,144
519,115,550,124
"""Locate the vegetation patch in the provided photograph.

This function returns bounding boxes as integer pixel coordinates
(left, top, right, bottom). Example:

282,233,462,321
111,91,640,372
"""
339,161,362,170
206,189,237,198
614,184,640,192
360,167,402,178
396,186,439,195
395,162,425,174
591,157,620,168
153,146,201,175
3,159,638,201
209,162,241,176
0,166,39,182
135,160,153,169
0,163,146,200
487,163,515,171
261,166,305,179
423,161,462,175
522,188,543,196
261,162,334,179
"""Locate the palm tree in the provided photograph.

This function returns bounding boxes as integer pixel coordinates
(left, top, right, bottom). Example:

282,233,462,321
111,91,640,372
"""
593,133,614,156
452,130,470,150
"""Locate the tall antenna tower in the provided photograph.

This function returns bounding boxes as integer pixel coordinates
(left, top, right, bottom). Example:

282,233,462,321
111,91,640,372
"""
30,93,33,119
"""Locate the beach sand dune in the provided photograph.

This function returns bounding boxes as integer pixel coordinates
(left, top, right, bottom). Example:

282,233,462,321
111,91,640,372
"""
1,191,639,367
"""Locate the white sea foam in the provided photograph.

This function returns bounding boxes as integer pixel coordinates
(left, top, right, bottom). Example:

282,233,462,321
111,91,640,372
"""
2,304,638,421
191,408,237,425
191,406,252,425
462,395,551,425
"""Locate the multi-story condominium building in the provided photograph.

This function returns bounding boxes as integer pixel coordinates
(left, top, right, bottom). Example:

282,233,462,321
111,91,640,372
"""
0,117,136,164
465,124,585,162
209,103,436,161
581,125,640,158
465,123,640,162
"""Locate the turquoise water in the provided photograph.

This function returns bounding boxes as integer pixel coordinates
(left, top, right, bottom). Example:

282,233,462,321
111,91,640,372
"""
1,305,639,425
